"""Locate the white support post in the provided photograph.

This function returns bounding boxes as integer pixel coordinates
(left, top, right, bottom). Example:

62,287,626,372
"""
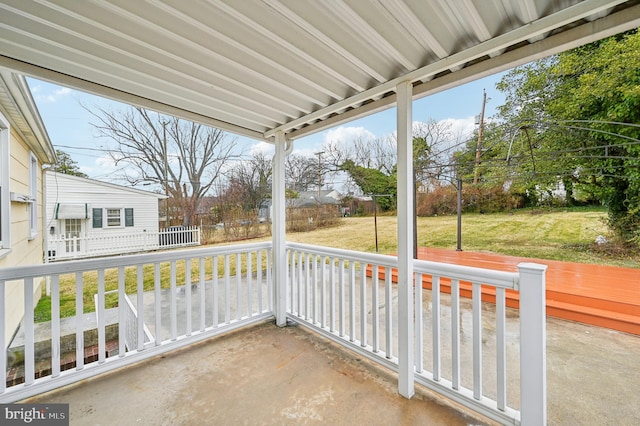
518,262,548,426
396,80,415,399
273,132,288,326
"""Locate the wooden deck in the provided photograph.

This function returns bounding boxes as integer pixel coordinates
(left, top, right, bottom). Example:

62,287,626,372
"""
375,248,640,335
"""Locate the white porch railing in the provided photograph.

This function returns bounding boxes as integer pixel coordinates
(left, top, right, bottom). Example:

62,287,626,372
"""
285,242,547,425
1,240,545,424
46,226,201,261
0,242,272,402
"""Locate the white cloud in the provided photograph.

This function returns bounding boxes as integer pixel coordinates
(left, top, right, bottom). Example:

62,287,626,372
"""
31,84,74,103
324,126,376,145
249,141,274,156
437,116,476,140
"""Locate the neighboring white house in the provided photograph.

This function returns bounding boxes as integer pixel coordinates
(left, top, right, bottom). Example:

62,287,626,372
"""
44,171,195,260
0,70,56,344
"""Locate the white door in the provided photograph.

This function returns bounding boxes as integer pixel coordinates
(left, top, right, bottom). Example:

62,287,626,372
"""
64,219,83,255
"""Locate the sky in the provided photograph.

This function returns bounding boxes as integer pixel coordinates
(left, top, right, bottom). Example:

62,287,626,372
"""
28,71,507,188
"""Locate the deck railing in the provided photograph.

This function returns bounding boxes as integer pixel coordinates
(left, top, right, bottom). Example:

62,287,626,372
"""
0,242,272,402
46,226,201,261
285,242,547,425
284,243,400,371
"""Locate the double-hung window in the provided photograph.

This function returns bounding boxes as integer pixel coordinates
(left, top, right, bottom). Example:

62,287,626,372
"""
106,208,121,227
93,207,134,228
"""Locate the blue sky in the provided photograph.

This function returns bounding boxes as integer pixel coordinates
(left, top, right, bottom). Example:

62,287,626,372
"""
28,72,507,183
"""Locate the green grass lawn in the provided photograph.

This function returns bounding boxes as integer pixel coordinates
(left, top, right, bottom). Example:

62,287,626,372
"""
284,207,638,267
34,206,638,322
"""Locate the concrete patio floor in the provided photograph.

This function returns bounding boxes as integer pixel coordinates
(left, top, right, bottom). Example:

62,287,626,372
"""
22,320,486,425
22,312,640,425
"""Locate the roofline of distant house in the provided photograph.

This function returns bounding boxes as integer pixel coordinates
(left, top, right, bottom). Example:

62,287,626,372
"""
45,170,167,199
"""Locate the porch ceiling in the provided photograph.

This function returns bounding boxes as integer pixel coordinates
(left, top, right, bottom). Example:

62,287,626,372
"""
1,0,639,142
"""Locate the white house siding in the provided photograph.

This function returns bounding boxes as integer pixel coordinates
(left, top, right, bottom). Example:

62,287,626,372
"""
45,171,165,258
1,128,49,343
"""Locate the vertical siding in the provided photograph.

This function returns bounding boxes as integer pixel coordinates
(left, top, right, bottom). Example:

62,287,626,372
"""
1,128,44,345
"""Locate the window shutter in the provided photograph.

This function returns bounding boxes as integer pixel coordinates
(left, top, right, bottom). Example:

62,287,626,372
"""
92,208,103,228
125,208,134,227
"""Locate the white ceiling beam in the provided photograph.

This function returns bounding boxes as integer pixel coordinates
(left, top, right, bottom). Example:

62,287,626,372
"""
98,1,322,112
332,0,417,70
0,56,270,142
263,0,387,83
0,31,279,131
460,0,492,41
378,0,449,58
265,0,633,139
1,1,304,122
150,0,343,102
209,0,367,93
286,2,640,140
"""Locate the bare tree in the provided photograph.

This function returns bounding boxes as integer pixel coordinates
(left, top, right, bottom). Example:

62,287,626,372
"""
87,106,239,226
285,153,318,192
412,119,456,186
227,151,273,213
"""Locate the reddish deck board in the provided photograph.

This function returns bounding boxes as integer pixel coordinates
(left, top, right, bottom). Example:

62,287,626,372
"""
369,248,640,335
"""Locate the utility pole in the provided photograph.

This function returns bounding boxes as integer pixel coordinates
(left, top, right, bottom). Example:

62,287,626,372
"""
314,151,324,198
473,89,487,185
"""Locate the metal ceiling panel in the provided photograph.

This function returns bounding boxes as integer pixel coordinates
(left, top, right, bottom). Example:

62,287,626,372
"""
0,0,638,142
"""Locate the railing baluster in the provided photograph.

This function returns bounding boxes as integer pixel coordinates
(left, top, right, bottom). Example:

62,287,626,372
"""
451,279,460,390
137,265,145,350
224,255,231,324
267,250,272,312
170,261,177,341
257,250,263,313
385,267,392,359
200,257,206,331
118,267,126,355
330,257,336,333
247,252,252,318
496,287,507,411
97,269,106,363
154,263,161,344
339,259,345,338
236,254,241,321
24,277,35,384
305,253,311,321
415,273,423,373
349,261,355,342
372,265,379,353
360,262,367,348
472,282,482,400
312,255,318,324
297,251,302,316
75,272,84,370
51,275,61,377
288,250,295,315
321,255,327,327
212,256,219,328
185,260,192,336
432,276,441,381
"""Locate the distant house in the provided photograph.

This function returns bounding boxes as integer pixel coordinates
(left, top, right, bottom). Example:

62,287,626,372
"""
293,189,342,207
0,70,56,344
259,189,343,221
44,171,179,260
